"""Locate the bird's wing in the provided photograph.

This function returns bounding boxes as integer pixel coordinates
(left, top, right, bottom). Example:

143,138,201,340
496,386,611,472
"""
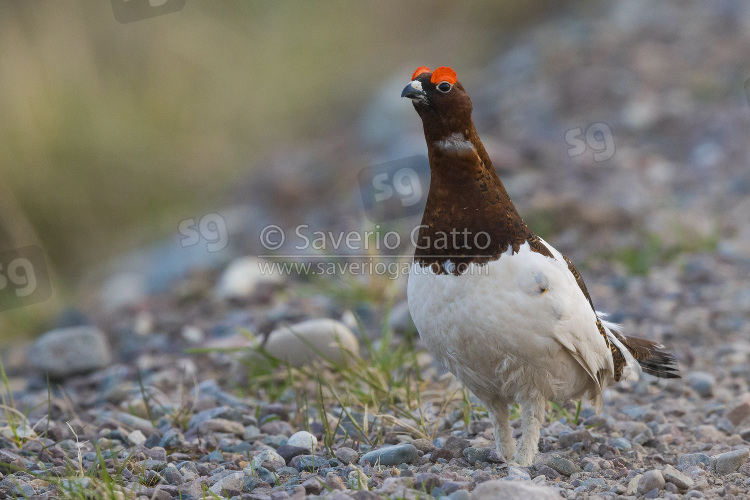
528,239,616,406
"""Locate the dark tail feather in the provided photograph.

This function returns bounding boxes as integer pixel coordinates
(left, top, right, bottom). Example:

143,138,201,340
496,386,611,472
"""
623,336,681,379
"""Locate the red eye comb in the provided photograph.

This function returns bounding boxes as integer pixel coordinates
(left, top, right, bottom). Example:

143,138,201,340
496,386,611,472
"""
430,66,457,85
411,66,431,80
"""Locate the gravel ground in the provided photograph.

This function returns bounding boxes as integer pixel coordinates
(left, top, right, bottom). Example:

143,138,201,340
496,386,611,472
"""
3,1,750,498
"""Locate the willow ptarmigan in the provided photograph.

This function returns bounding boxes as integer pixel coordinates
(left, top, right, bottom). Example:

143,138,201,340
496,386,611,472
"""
402,66,680,467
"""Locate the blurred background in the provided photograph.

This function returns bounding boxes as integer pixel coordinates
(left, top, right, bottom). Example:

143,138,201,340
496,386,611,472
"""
1,0,749,347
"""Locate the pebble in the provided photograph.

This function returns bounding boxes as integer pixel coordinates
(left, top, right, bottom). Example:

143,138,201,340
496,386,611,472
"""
30,326,113,378
638,470,665,495
471,479,562,499
286,430,317,450
359,444,419,466
713,448,749,475
610,437,632,451
558,429,592,448
209,471,245,494
679,453,711,470
215,256,283,299
536,465,560,480
128,430,147,446
546,455,581,476
198,418,245,436
261,319,360,367
334,447,359,465
291,455,330,472
252,449,286,469
463,447,491,465
441,436,470,458
687,372,716,397
276,445,309,464
504,467,531,481
579,477,606,490
726,401,750,427
662,464,693,490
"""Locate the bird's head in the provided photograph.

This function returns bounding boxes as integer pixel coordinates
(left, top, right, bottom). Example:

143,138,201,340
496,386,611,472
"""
401,66,473,139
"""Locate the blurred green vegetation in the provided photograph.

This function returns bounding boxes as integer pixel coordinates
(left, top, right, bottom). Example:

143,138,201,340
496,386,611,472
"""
0,1,562,342
0,1,560,273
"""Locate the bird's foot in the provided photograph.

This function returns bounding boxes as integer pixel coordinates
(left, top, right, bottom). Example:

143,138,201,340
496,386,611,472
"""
495,436,516,463
513,446,535,467
488,448,510,467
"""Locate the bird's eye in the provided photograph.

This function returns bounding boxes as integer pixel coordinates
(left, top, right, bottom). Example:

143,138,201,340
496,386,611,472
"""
437,82,452,93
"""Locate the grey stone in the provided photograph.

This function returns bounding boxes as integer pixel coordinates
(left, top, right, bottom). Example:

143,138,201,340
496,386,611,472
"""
687,372,715,397
441,436,470,458
714,448,749,475
414,473,441,492
611,437,632,450
503,467,531,481
159,428,185,448
276,445,308,464
716,417,735,433
470,479,562,499
198,418,245,436
463,447,491,465
637,470,665,495
546,455,581,476
633,428,655,446
31,326,112,378
662,464,693,490
558,429,592,448
449,490,471,500
252,449,286,469
244,425,262,441
334,447,359,465
359,444,419,466
679,453,711,470
210,471,245,494
301,476,324,495
580,477,606,490
262,434,287,448
243,477,264,492
536,465,560,480
411,438,435,453
291,455,330,472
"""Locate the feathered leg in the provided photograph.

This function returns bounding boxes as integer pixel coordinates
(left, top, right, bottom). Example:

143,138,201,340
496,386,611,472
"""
487,399,515,462
514,395,546,466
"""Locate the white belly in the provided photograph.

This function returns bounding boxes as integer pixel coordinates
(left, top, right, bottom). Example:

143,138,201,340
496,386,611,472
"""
407,242,612,405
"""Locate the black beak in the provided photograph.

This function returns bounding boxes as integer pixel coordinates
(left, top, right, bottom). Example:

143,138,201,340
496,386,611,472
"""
401,81,428,103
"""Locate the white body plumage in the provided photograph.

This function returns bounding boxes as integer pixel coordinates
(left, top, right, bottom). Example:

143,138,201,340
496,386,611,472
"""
407,239,639,464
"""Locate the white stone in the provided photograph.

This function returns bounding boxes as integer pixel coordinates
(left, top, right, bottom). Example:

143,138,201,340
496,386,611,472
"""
127,430,147,446
287,431,318,450
261,319,359,367
215,256,283,299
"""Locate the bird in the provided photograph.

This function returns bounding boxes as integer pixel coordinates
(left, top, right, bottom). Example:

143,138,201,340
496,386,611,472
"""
402,66,679,467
